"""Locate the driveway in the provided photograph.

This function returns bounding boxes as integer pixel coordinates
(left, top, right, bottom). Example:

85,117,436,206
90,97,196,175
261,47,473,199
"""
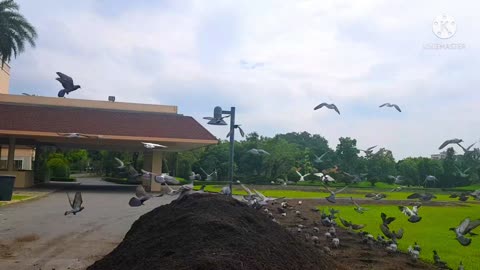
0,184,173,270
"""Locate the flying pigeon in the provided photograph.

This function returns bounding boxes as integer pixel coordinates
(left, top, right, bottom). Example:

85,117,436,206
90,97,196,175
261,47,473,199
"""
343,172,367,183
423,175,438,186
114,157,125,169
226,124,245,138
449,218,480,246
142,142,167,149
314,103,340,114
203,115,230,125
252,189,284,205
433,250,449,268
314,151,330,163
65,192,84,215
359,145,377,155
56,72,81,97
399,205,422,223
365,193,387,200
57,133,101,139
322,184,348,203
128,185,153,207
455,166,471,178
339,217,365,230
388,175,404,184
407,192,436,201
457,142,476,153
380,223,403,244
296,170,310,182
200,167,217,181
247,148,270,155
350,197,368,214
438,138,463,150
379,103,401,112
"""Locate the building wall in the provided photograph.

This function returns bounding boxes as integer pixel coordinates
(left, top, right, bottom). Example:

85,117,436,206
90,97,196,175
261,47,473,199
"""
0,147,34,170
0,63,10,94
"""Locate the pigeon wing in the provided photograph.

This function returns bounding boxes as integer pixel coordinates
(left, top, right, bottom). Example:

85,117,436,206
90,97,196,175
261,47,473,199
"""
339,217,351,227
379,103,389,108
66,192,74,208
332,104,340,115
393,104,402,112
336,185,348,194
114,157,125,168
395,228,404,239
128,197,142,207
135,185,148,198
238,126,245,137
314,103,328,110
439,139,453,150
380,224,393,238
240,184,254,195
56,72,74,88
73,192,83,209
466,219,480,233
407,193,422,199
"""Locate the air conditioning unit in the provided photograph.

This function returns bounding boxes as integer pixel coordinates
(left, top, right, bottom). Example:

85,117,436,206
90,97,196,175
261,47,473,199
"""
108,96,115,102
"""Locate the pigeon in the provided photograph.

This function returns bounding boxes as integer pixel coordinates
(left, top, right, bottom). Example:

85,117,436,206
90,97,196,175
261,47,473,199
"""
128,185,153,207
296,170,310,182
359,145,377,155
247,148,270,155
314,103,340,114
380,224,403,244
226,124,245,138
408,245,420,261
449,192,470,202
203,115,230,124
22,93,37,96
252,189,284,205
114,157,125,169
390,186,406,192
200,167,217,181
314,151,330,163
339,217,365,230
380,212,396,228
65,192,84,215
458,261,464,270
56,72,81,97
142,142,167,149
365,193,387,200
379,103,401,112
141,170,180,185
388,175,404,184
439,138,463,150
399,205,422,223
350,197,368,213
343,172,367,183
189,171,202,181
449,218,480,246
470,189,480,200
322,184,348,203
433,250,449,268
407,192,436,201
457,142,476,153
423,175,438,187
57,133,101,139
454,166,471,178
220,185,231,196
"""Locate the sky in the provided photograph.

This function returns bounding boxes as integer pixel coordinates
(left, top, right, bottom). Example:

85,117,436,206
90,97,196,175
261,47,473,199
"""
8,0,480,160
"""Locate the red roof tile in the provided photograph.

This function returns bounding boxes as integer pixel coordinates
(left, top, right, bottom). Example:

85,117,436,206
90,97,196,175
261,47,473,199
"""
0,103,217,141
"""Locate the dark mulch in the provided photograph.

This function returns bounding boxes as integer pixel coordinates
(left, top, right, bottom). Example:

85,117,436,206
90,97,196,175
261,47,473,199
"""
88,193,342,270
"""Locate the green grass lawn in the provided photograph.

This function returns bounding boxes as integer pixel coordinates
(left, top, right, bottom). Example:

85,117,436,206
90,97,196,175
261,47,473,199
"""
0,194,33,206
329,204,480,269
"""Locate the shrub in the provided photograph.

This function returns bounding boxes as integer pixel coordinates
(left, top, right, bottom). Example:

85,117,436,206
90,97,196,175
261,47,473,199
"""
47,157,70,178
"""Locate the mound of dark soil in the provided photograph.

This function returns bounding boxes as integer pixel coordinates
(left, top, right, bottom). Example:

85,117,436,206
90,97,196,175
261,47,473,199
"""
88,193,340,270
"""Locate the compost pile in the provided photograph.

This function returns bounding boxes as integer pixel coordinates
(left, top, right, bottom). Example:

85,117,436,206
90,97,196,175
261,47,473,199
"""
88,193,339,270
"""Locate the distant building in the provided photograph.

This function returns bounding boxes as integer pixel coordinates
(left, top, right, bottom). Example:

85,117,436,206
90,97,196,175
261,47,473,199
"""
431,151,447,160
0,63,10,94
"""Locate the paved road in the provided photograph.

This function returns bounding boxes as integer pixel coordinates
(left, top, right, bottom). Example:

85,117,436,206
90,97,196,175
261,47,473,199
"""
0,182,174,270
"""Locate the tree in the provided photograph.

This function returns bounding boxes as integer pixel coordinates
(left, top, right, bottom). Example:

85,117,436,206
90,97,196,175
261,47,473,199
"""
397,158,419,186
0,0,37,65
65,149,89,172
366,148,396,186
335,137,359,173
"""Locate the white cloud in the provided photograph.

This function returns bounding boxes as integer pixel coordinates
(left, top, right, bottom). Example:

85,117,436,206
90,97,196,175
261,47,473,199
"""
9,0,480,159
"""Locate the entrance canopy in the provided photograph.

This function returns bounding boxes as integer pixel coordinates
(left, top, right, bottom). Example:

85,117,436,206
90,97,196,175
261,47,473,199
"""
0,94,218,151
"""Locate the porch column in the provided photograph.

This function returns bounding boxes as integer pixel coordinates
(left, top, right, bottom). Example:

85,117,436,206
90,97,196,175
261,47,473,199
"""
7,137,15,171
142,150,163,192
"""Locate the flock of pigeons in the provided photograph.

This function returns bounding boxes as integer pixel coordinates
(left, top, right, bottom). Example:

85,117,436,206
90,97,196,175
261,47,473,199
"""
314,102,402,114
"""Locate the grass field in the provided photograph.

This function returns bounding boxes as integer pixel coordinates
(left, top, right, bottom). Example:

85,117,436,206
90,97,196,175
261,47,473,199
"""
0,194,33,206
330,204,480,269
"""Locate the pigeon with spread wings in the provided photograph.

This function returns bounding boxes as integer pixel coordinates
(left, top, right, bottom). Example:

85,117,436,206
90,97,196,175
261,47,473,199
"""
65,192,84,215
314,103,340,114
379,103,401,112
56,72,81,97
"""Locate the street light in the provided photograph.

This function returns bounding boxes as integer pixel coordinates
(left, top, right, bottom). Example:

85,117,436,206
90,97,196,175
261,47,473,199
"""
204,106,236,196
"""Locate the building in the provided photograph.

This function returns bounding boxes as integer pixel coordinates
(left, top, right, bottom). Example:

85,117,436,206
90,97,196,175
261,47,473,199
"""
0,94,217,189
431,151,447,160
0,63,10,94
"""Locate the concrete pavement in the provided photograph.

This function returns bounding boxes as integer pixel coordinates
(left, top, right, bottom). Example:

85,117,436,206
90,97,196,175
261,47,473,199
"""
0,181,174,270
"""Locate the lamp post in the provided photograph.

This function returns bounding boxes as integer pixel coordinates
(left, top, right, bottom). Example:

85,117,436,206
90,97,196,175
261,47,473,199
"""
204,106,236,196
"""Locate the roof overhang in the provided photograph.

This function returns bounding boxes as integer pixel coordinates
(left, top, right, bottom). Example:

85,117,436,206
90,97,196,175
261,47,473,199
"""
0,94,218,151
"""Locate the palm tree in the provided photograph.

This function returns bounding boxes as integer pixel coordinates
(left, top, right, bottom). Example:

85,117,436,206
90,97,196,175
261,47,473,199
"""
0,0,37,66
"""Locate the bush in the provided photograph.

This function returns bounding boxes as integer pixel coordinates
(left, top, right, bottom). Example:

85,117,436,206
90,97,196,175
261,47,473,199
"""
50,177,76,182
47,157,70,178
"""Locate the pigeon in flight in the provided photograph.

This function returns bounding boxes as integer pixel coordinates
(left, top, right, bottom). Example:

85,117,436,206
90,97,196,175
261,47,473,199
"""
323,184,348,203
407,192,436,201
203,115,230,125
399,205,422,223
57,133,102,139
142,142,167,149
455,166,471,178
457,142,476,153
350,197,368,214
128,185,153,207
314,103,340,115
388,175,404,185
314,151,330,163
438,138,463,150
296,170,310,182
247,148,270,155
65,192,84,215
114,157,125,169
56,72,81,97
365,193,387,200
22,93,37,96
423,175,438,187
379,103,402,112
449,218,480,246
226,124,245,138
359,145,377,155
339,217,365,230
200,167,217,181
343,172,367,183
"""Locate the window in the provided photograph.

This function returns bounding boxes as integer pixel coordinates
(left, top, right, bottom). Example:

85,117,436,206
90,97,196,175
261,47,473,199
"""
14,160,23,170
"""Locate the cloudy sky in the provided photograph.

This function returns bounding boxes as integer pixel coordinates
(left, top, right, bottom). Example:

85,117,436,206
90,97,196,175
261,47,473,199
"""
8,0,480,159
